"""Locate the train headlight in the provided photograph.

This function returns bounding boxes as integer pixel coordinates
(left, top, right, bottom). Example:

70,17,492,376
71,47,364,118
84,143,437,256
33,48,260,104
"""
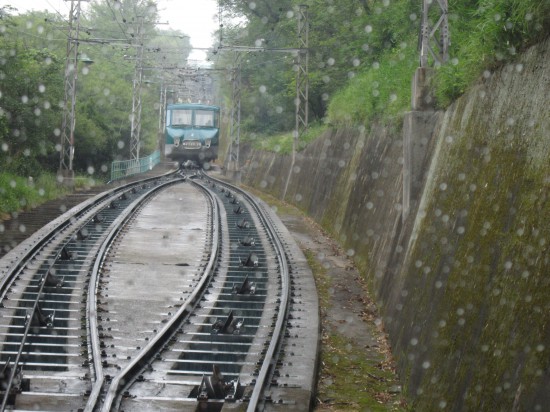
205,138,211,148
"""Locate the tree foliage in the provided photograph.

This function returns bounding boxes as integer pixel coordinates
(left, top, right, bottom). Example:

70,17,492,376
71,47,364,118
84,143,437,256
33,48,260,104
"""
0,1,192,178
214,0,550,132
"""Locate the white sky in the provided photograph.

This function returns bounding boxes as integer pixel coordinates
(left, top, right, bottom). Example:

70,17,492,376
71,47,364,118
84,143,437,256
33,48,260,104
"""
0,0,219,61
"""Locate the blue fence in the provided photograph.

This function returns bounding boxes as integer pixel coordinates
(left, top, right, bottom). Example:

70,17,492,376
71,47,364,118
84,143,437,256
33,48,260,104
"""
110,150,160,182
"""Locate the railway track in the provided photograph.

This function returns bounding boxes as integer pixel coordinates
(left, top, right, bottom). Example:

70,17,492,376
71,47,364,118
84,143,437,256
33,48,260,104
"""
0,168,319,411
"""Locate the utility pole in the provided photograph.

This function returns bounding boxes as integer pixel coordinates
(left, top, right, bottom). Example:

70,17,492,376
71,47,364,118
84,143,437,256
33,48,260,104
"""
420,0,449,67
158,84,167,158
216,6,309,188
58,0,87,183
130,16,145,161
295,4,309,141
402,0,450,220
224,53,242,183
283,4,309,200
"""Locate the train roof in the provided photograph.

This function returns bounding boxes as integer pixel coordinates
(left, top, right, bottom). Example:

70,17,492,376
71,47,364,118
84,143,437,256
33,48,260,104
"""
167,103,220,111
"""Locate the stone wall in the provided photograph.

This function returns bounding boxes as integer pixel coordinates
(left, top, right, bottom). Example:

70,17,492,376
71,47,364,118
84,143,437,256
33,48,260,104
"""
239,37,550,410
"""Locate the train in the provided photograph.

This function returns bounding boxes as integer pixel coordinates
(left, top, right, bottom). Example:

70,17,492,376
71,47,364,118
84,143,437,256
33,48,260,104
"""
164,103,220,166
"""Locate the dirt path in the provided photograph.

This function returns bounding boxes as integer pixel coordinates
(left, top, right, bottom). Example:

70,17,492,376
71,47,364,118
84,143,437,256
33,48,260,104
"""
270,202,406,411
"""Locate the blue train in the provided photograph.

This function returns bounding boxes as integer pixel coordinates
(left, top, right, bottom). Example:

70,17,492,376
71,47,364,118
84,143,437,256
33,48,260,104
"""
164,103,220,166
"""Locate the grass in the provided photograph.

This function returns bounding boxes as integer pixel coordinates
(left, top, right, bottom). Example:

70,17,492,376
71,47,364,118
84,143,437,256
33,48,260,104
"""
0,172,99,219
326,0,550,125
244,122,328,155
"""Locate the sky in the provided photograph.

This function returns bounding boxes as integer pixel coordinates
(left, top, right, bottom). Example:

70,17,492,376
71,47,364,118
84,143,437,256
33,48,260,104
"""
0,0,219,61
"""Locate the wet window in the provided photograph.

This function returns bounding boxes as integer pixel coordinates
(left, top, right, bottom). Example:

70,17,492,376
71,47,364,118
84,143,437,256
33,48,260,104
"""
194,110,216,127
171,109,193,126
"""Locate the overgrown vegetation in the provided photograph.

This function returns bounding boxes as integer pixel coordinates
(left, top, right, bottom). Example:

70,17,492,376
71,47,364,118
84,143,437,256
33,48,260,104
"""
329,0,550,123
0,1,192,216
0,173,68,218
216,0,550,131
242,122,327,155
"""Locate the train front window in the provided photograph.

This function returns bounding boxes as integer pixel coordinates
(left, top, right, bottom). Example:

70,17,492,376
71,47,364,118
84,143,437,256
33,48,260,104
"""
171,109,193,126
195,110,217,127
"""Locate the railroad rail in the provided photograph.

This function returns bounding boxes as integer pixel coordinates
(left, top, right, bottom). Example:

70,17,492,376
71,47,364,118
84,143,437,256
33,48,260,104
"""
0,167,319,411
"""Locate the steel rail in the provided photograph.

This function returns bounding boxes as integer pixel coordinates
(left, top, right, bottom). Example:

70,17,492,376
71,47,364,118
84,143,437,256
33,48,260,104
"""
83,177,187,411
0,172,175,286
203,173,291,411
0,172,177,411
92,178,221,411
0,221,90,411
0,184,157,411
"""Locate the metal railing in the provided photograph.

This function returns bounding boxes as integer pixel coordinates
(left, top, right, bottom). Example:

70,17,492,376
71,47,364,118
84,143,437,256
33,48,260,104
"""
110,150,160,182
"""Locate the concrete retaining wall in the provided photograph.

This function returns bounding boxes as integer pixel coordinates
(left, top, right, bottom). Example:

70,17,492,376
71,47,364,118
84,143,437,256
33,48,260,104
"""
238,37,550,410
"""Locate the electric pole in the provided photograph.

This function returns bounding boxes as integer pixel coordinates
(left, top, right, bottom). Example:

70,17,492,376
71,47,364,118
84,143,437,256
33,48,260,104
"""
283,4,309,200
58,0,88,183
420,0,449,67
130,17,145,161
224,53,242,183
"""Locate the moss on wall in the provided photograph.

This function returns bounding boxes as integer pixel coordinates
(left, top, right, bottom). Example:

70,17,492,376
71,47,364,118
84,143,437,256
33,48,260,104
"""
240,37,550,410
